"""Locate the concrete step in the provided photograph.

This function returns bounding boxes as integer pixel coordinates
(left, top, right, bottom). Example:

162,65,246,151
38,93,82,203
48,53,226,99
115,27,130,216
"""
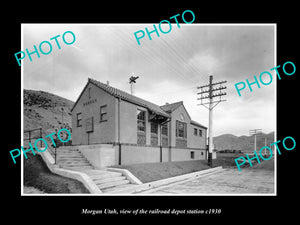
56,156,87,161
59,163,91,167
56,151,90,165
57,153,85,156
61,165,94,171
57,152,83,156
57,152,81,155
57,148,78,151
59,162,91,167
84,170,122,177
97,179,130,190
57,156,86,160
56,147,75,150
102,184,138,193
57,149,80,152
89,172,123,180
57,157,89,162
93,176,126,185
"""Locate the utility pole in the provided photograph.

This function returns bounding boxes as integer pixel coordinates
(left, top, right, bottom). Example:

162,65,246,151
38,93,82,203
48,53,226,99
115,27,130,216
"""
249,129,262,153
197,75,227,167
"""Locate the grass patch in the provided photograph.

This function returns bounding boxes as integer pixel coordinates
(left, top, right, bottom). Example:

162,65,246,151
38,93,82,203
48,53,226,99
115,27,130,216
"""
214,152,274,170
24,154,89,194
212,152,247,168
111,160,212,183
251,157,274,170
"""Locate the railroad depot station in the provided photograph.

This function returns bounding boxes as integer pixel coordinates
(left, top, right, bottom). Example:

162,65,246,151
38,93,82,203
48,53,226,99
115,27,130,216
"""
70,78,214,168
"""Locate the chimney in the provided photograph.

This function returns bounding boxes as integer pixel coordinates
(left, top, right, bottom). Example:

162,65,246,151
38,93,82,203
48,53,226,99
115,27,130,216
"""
106,81,110,86
165,102,169,105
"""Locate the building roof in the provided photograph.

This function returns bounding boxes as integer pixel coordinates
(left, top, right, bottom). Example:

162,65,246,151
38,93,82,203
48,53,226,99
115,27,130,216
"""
161,101,207,129
160,101,183,112
160,101,192,121
84,78,170,118
190,120,207,129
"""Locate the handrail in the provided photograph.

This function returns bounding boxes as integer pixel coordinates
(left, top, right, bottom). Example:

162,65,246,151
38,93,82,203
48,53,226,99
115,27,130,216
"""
23,127,57,164
23,127,42,148
24,127,43,133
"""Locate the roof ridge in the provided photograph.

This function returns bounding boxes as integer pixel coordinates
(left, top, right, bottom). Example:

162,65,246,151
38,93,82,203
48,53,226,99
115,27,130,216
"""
88,78,170,118
160,101,183,106
160,101,183,112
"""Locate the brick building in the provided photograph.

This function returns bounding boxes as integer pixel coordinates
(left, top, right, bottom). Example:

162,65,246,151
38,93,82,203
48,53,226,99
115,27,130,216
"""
71,78,209,168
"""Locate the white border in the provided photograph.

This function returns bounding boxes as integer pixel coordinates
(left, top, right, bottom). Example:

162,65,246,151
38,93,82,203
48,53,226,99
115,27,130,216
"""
21,24,24,195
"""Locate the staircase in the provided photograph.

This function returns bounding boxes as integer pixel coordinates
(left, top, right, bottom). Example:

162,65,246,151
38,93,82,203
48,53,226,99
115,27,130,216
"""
56,147,136,193
57,147,94,170
82,170,137,193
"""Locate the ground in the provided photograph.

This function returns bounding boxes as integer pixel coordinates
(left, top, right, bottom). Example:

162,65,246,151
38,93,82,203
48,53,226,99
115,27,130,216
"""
113,153,275,194
24,153,89,194
147,166,275,194
23,186,46,194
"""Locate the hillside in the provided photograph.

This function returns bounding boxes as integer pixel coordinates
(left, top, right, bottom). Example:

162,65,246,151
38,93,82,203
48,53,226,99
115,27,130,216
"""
213,132,275,153
23,89,74,135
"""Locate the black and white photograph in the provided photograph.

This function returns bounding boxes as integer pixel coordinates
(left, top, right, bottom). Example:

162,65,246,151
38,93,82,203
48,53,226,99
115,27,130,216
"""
3,5,298,220
21,23,276,195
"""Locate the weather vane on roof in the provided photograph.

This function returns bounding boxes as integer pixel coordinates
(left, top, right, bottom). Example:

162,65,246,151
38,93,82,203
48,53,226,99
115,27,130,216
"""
129,74,139,95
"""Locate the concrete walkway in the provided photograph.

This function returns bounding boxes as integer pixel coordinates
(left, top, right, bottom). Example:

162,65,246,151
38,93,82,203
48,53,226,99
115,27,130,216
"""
144,168,275,195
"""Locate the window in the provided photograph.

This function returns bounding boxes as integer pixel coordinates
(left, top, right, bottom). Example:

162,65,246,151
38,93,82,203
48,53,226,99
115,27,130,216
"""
190,151,195,159
76,113,82,127
100,105,107,122
194,128,198,136
137,109,146,132
161,123,168,136
151,122,158,134
199,129,202,137
176,120,187,138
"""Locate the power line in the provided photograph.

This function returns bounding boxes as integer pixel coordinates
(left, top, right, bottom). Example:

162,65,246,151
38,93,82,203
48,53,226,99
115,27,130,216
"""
117,26,202,84
101,26,208,87
160,37,205,84
96,26,211,97
137,85,198,99
162,35,209,84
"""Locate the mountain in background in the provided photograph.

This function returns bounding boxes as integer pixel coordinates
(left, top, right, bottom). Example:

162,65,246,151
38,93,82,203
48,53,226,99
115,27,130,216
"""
24,89,74,135
213,132,275,153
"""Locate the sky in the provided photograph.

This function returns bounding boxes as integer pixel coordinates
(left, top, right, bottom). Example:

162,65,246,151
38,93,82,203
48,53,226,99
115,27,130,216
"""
22,23,276,137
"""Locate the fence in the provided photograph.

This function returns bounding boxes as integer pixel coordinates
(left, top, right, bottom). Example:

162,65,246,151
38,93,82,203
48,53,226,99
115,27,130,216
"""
23,127,57,164
23,128,43,149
